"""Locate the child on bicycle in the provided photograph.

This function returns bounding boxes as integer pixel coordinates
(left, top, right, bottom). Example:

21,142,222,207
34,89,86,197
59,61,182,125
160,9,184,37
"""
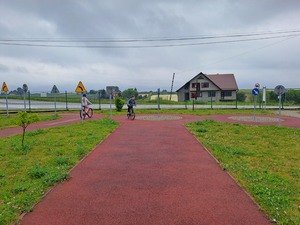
81,93,92,113
127,95,136,115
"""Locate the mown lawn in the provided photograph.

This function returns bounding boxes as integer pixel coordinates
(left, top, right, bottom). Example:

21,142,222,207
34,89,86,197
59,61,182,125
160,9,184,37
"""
0,113,60,130
0,118,118,225
186,119,300,225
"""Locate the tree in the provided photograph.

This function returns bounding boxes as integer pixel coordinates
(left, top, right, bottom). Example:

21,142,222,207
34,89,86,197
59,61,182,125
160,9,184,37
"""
17,87,24,96
98,89,107,98
89,89,97,94
122,88,138,99
15,112,40,146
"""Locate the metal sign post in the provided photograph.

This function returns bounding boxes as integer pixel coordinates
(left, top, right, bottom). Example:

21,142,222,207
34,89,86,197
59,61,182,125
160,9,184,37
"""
22,84,28,112
1,82,9,116
274,85,287,127
252,87,260,121
5,92,8,116
106,86,114,120
51,85,60,114
109,93,112,120
262,86,267,110
98,91,101,110
157,88,160,115
75,81,87,123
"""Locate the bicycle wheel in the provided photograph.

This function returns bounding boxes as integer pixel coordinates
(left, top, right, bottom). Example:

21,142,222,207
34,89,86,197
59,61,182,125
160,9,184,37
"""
130,112,135,120
128,108,135,120
80,109,86,120
87,108,93,118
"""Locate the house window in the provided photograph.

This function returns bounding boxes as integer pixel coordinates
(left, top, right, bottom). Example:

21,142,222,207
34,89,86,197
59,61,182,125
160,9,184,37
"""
224,91,232,96
197,91,202,97
201,82,209,88
192,83,200,89
208,91,216,97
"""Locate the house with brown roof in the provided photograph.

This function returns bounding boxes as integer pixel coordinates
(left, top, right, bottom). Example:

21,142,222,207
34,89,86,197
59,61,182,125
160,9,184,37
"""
176,72,238,102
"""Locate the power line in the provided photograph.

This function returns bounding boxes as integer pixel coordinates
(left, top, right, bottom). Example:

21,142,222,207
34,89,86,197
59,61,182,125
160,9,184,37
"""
0,33,299,48
176,35,298,75
1,30,300,43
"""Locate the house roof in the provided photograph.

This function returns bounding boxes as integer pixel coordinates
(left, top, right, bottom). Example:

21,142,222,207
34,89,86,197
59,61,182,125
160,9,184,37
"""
176,72,238,92
208,74,238,90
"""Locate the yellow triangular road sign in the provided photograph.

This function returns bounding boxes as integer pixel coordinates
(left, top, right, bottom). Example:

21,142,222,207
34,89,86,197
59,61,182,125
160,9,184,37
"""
1,82,9,92
75,81,87,93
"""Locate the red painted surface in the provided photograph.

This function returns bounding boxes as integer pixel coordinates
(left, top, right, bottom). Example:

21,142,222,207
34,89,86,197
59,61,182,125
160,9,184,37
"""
18,114,281,225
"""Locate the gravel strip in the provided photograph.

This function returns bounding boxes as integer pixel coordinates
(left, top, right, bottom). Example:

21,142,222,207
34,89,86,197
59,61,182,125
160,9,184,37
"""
228,116,283,123
137,115,183,120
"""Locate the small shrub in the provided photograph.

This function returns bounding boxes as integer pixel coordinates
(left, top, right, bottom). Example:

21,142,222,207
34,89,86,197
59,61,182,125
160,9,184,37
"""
114,96,125,112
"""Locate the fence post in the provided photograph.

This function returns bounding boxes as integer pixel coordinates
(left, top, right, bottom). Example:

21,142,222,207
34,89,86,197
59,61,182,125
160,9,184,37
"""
98,91,101,110
235,91,238,109
28,91,31,112
65,91,68,110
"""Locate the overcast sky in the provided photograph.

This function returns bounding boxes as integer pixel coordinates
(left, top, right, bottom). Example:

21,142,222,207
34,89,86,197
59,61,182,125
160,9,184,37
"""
0,0,300,93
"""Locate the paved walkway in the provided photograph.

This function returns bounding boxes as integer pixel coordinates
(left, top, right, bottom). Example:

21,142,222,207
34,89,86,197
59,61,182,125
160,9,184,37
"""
18,114,280,225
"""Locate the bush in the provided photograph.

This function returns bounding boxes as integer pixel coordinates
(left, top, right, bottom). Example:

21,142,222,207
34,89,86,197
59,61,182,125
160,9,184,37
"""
114,96,125,112
237,92,246,102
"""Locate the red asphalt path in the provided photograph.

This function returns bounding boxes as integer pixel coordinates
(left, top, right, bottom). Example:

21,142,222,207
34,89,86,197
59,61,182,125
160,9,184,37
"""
18,114,281,225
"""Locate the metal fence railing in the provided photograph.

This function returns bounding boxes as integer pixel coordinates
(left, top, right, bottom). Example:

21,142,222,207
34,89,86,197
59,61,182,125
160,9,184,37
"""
1,90,300,113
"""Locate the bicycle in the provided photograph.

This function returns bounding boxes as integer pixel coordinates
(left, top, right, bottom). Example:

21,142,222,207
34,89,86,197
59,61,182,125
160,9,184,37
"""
127,107,135,120
80,105,93,120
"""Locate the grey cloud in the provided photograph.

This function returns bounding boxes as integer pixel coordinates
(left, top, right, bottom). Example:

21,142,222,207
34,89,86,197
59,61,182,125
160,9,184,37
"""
0,64,10,72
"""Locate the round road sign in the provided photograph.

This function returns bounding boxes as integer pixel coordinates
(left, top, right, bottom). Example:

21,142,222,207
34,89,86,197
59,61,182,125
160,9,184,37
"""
252,88,260,96
22,84,28,93
274,85,286,95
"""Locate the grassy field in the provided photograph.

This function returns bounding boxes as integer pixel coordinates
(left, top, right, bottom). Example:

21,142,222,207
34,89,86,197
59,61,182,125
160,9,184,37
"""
186,120,300,225
0,118,118,225
0,113,60,130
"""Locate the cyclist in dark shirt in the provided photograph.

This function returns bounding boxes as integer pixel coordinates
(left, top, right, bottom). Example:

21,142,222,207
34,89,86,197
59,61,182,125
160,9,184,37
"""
127,95,136,115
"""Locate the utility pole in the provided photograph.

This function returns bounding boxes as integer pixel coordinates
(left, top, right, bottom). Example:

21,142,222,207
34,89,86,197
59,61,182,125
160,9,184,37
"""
169,73,175,101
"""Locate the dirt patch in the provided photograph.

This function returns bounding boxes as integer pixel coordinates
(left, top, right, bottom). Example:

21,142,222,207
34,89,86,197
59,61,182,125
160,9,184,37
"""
137,115,183,121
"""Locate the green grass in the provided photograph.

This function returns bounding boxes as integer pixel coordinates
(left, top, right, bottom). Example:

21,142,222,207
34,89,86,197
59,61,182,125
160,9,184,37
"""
186,119,300,225
0,113,61,130
101,108,271,116
0,118,118,225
